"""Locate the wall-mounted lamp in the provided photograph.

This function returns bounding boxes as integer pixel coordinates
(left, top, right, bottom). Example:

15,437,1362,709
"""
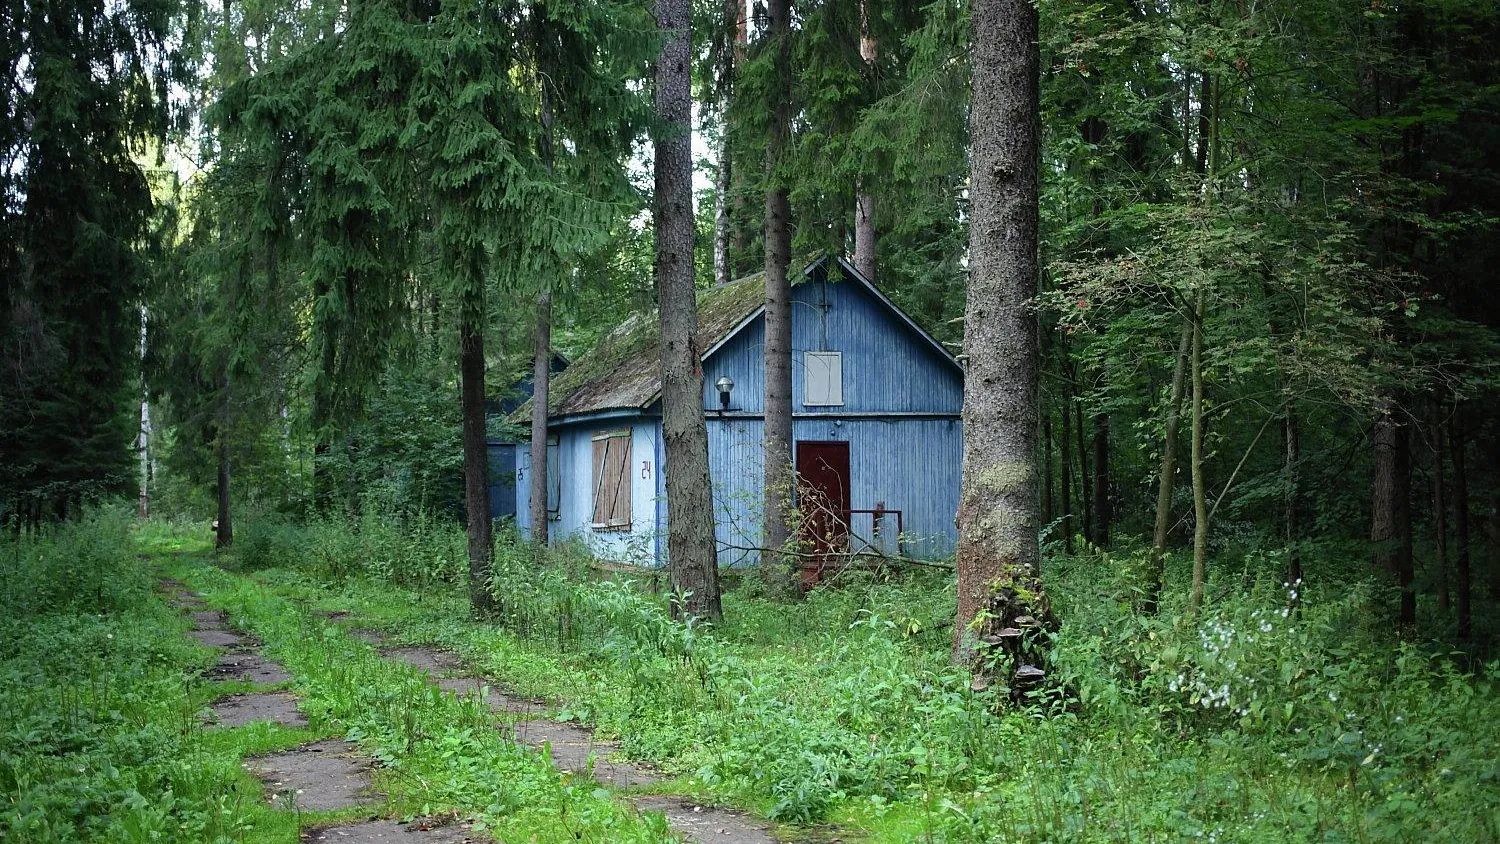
715,375,735,412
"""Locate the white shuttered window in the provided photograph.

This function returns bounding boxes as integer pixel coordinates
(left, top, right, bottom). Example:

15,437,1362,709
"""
804,351,844,406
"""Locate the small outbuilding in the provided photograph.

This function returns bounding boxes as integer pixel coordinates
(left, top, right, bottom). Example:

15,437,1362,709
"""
515,256,963,580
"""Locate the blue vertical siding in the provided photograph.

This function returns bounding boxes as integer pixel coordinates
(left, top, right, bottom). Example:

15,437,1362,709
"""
517,416,663,564
704,416,960,567
524,266,965,569
487,442,517,519
700,276,963,415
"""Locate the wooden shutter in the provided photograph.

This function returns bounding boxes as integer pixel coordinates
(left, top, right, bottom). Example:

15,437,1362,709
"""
804,351,844,406
591,429,632,529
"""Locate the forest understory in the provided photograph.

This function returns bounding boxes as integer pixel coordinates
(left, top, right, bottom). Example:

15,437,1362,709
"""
3,511,1496,843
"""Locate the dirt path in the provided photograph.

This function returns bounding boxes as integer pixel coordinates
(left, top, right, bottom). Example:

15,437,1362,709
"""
161,579,785,843
366,632,781,844
160,580,489,842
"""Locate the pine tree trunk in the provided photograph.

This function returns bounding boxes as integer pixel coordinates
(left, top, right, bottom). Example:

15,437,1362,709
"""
1144,320,1191,614
1488,435,1500,603
1059,389,1074,553
216,424,232,550
953,0,1048,676
1188,297,1208,613
529,291,552,546
1091,412,1109,547
852,0,877,281
1284,407,1302,587
1371,400,1399,577
1076,398,1091,544
1042,407,1054,527
1395,418,1414,625
656,0,723,621
761,0,797,597
1433,406,1450,612
1450,411,1471,640
460,312,495,614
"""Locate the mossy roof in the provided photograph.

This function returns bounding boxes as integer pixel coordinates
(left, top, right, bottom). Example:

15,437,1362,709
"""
514,271,767,422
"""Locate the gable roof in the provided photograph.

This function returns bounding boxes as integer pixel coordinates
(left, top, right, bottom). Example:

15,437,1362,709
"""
517,256,960,423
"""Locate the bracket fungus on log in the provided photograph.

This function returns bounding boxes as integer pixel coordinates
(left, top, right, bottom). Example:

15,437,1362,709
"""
1013,664,1045,685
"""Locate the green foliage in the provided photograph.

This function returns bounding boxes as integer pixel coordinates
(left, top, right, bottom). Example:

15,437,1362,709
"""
0,0,198,523
0,513,299,842
171,557,674,842
239,513,1500,841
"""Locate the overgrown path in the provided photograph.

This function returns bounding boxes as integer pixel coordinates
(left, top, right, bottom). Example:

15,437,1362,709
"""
153,545,788,843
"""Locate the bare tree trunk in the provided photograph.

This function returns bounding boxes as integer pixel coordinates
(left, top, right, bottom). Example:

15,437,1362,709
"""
529,291,552,545
460,312,495,614
1433,405,1450,612
1188,297,1207,613
1450,410,1471,640
656,0,723,621
216,424,232,550
215,371,233,549
1042,407,1054,527
761,0,797,597
713,138,731,287
1372,400,1399,577
953,0,1048,678
852,0,877,281
1488,434,1500,603
1076,397,1091,544
1396,419,1414,626
1372,397,1414,624
1144,321,1191,614
1090,412,1109,547
1059,389,1074,553
1284,407,1302,587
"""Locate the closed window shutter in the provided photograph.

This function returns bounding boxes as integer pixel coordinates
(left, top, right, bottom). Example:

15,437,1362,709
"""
590,429,633,529
592,437,610,524
606,436,631,525
546,437,561,516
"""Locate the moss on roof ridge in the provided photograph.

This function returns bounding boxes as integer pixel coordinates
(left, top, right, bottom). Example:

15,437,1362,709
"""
510,272,769,423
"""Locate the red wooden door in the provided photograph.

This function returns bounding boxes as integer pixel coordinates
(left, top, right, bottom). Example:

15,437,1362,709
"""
795,441,850,586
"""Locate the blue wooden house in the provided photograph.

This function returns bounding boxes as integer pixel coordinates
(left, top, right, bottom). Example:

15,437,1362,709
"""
514,256,963,575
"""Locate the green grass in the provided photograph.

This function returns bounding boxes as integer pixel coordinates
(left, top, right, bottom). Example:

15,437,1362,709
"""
1,514,676,843
8,511,1497,842
0,512,304,842
224,513,1500,843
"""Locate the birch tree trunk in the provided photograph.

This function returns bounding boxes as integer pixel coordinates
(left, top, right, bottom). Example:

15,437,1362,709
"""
528,290,551,545
761,0,797,597
713,140,731,287
138,307,150,519
953,0,1048,677
656,0,722,621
